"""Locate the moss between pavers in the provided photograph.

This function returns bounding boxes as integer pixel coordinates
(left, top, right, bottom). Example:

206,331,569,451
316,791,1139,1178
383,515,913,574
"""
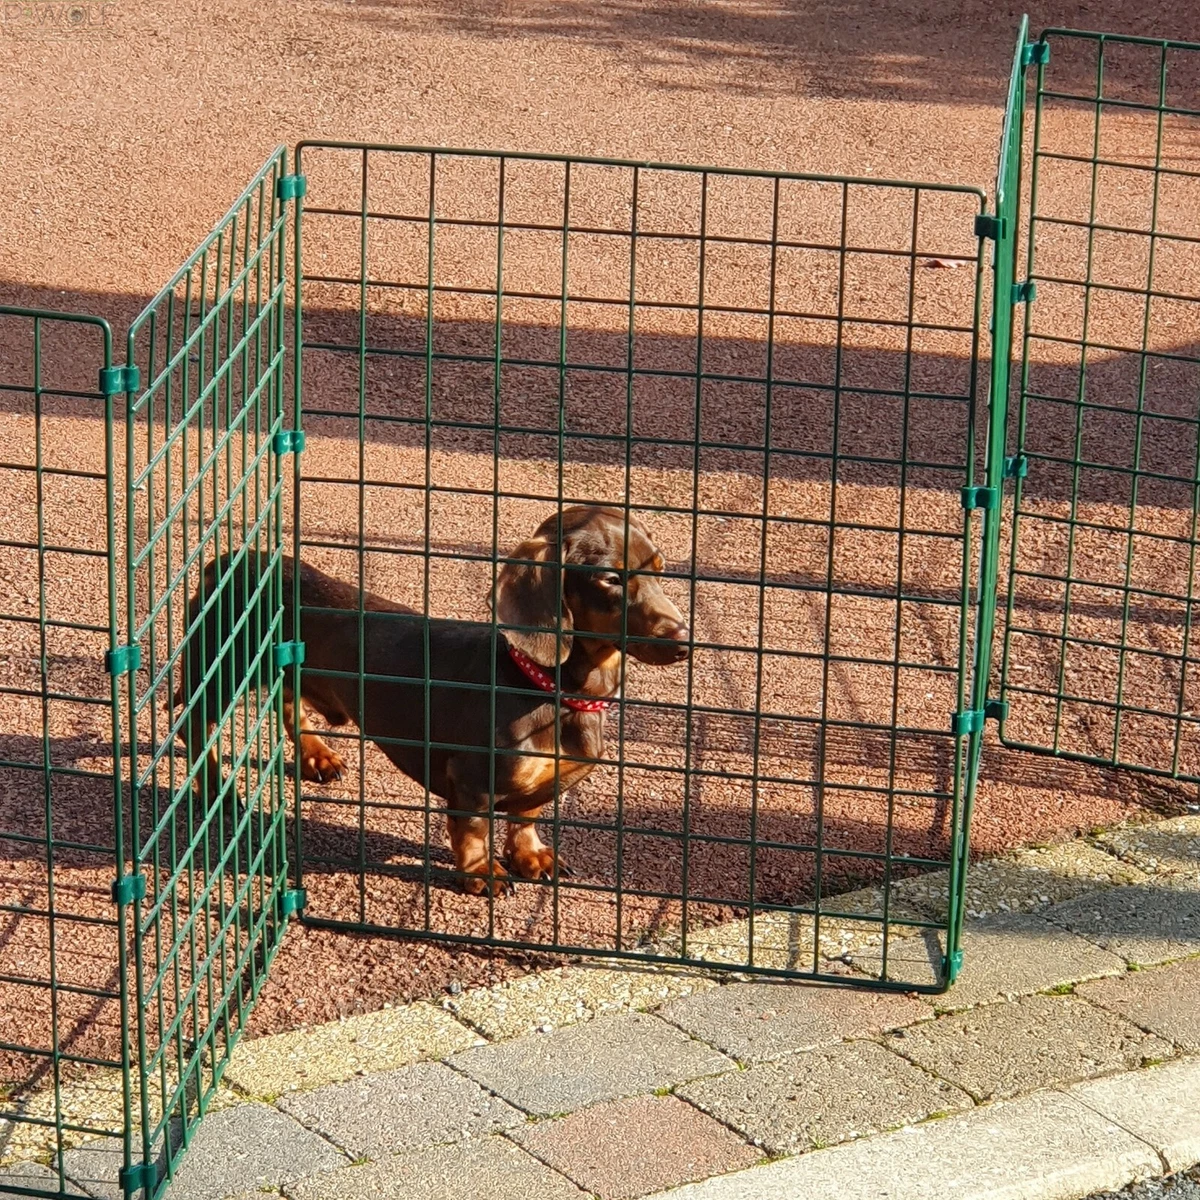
223,1001,483,1098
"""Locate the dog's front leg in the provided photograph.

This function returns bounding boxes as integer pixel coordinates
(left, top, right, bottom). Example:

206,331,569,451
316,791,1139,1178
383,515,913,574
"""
283,689,346,783
444,760,511,897
504,801,571,881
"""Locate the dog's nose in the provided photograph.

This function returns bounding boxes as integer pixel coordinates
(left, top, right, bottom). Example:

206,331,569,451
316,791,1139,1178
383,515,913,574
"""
665,622,690,660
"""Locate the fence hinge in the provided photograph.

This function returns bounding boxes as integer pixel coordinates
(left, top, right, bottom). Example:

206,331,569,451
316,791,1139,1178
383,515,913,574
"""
118,1161,158,1197
98,364,140,396
272,428,306,455
1022,40,1050,66
281,888,307,917
276,173,307,202
111,872,147,906
951,709,984,736
1012,280,1037,305
104,644,142,676
1003,454,1029,480
945,948,965,982
960,485,998,511
984,698,1010,722
273,641,305,671
973,214,1004,241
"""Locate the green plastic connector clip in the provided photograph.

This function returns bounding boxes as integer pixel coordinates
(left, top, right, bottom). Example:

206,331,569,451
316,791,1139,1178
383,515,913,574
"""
951,709,984,736
1022,40,1050,66
945,948,965,983
98,365,140,396
272,429,306,455
281,888,307,917
118,1161,158,1198
1012,280,1036,304
960,486,998,511
273,641,305,671
104,644,142,676
276,174,307,202
984,698,1010,722
1003,454,1029,480
111,873,147,906
973,214,1004,241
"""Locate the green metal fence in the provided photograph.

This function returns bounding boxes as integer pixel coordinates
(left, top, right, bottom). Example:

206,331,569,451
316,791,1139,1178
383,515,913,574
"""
999,28,1200,780
0,306,126,1197
290,141,989,991
113,147,300,1196
0,150,303,1198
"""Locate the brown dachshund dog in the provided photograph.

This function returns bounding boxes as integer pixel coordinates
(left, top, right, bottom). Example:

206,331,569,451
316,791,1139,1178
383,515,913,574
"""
175,506,690,895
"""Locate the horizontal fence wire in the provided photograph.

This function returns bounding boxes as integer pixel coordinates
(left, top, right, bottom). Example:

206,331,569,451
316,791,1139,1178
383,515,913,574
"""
1001,30,1200,781
117,148,294,1196
291,142,988,990
0,307,126,1199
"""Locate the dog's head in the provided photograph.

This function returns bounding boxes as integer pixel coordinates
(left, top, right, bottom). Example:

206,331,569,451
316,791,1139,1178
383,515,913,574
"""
494,506,690,668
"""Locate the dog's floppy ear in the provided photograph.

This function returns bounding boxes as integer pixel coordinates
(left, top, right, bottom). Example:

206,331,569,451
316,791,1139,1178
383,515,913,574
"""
494,532,573,667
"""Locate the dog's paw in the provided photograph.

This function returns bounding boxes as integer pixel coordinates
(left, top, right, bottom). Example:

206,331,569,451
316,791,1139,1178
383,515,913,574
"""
509,846,571,881
462,859,514,898
300,738,346,784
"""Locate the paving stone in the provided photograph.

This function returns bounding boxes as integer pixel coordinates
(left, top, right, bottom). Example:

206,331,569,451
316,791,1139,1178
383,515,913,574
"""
0,1161,85,1194
848,927,946,989
61,1105,345,1200
1098,816,1200,880
658,979,930,1062
288,1135,586,1200
1071,1057,1200,1173
0,1068,239,1167
892,993,1175,1102
678,1039,971,1157
931,913,1126,1012
223,1001,482,1097
1045,878,1200,967
448,1011,733,1117
1009,841,1152,887
655,888,929,973
276,1060,522,1160
892,848,1143,924
451,961,717,1041
1078,958,1200,1052
644,1090,1160,1200
510,1094,760,1199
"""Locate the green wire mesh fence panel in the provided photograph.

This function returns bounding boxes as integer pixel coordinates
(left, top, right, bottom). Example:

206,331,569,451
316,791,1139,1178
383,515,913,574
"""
291,142,988,991
1000,30,1200,780
950,18,1031,974
115,148,297,1197
0,309,128,1197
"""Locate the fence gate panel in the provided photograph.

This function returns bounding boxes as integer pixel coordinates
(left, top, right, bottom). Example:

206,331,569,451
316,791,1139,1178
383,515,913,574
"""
291,141,988,991
999,30,1200,782
0,308,125,1199
114,148,300,1197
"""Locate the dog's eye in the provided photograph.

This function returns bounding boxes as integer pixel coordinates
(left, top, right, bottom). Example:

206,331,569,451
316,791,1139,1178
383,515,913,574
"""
599,572,623,588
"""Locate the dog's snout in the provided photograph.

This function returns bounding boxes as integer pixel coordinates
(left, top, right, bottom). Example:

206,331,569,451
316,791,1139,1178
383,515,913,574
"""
667,623,690,661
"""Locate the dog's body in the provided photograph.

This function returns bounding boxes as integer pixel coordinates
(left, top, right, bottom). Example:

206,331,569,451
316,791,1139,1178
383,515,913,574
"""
176,506,689,894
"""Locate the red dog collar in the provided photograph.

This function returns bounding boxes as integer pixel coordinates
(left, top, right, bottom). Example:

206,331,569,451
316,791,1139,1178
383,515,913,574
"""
507,643,615,713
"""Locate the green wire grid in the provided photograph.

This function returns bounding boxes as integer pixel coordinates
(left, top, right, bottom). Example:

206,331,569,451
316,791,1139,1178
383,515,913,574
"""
1000,29,1200,782
111,147,301,1198
289,141,989,992
0,307,124,1200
